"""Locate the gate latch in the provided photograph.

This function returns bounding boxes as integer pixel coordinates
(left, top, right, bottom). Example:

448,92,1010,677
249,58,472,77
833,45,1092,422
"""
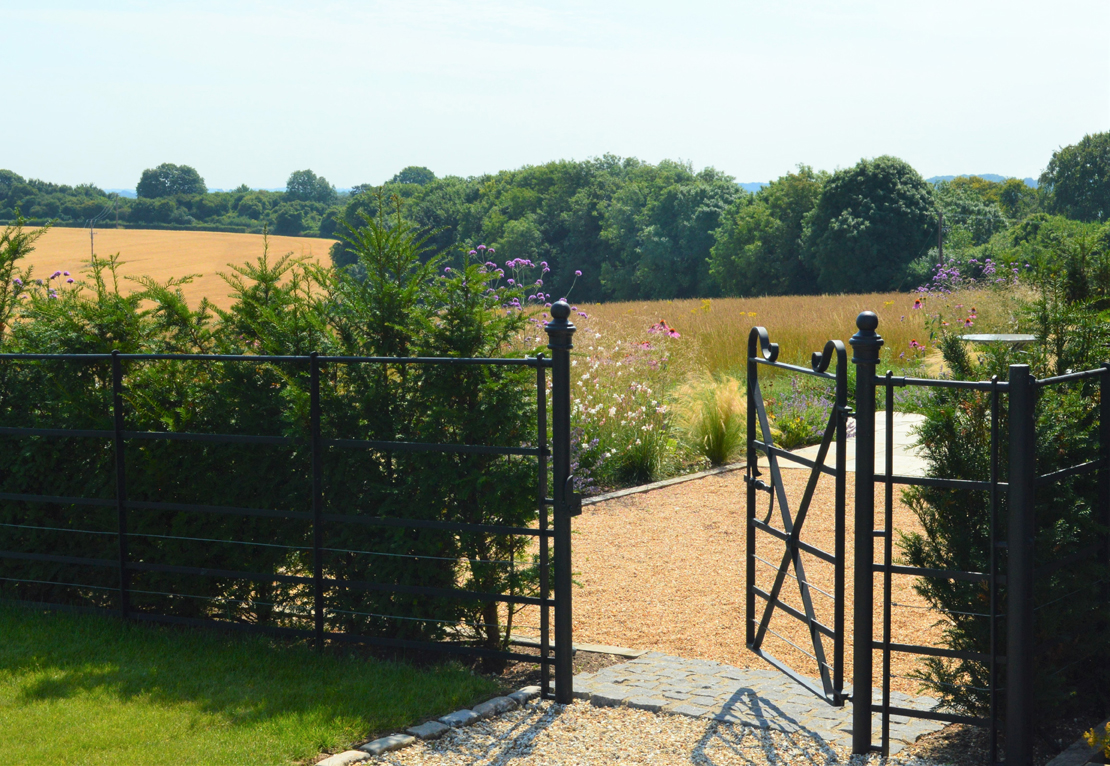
564,476,583,517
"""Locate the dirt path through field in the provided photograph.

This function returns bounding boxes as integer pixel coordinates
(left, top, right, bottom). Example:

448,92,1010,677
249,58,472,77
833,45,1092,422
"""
554,468,943,697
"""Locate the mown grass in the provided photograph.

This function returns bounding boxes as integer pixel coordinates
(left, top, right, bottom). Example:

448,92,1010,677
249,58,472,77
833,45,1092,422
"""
0,603,498,765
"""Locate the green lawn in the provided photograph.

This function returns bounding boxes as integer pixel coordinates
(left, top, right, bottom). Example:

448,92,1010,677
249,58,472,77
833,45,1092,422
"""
0,603,499,765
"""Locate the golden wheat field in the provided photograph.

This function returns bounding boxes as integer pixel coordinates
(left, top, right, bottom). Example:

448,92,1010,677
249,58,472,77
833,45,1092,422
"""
21,227,337,312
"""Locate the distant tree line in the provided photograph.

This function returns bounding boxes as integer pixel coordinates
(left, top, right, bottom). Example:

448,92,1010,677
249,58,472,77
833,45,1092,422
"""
3,131,1108,299
0,165,342,238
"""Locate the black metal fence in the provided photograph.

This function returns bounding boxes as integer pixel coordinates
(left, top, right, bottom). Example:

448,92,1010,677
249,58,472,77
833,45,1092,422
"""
1,304,581,703
749,311,1110,765
852,312,1110,765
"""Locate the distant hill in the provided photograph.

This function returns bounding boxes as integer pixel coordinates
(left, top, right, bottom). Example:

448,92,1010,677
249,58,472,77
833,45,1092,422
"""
107,187,292,197
926,174,1038,188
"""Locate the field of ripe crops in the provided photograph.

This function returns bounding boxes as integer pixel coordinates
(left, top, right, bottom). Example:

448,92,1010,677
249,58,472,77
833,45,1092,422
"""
21,227,337,311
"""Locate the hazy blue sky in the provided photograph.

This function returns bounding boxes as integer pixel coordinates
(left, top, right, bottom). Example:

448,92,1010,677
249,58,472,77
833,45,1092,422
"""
4,0,1108,189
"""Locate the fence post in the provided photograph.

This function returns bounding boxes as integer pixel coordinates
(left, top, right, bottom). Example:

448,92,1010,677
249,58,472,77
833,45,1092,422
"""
1007,364,1036,766
545,300,576,704
310,352,324,650
111,350,130,619
1100,365,1110,587
849,311,882,754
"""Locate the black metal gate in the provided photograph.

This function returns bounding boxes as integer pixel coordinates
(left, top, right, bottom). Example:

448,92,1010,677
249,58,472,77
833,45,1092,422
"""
745,326,849,705
748,310,1110,766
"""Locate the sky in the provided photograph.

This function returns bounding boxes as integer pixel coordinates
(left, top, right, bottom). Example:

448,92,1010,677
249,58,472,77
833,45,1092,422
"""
3,0,1109,190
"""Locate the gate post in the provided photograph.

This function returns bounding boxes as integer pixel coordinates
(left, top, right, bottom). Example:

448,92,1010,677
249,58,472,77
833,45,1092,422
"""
849,311,882,754
1007,364,1036,766
545,300,576,704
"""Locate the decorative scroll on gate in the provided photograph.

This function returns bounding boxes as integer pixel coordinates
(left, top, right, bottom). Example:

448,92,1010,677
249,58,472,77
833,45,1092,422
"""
745,326,849,705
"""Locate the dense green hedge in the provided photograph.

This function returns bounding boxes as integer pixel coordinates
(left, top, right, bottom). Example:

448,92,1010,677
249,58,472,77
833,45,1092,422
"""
0,206,541,653
902,269,1110,727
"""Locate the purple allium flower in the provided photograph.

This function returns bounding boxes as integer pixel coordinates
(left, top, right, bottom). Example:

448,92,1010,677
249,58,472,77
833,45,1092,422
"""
535,279,543,286
66,278,74,284
63,271,70,276
507,279,515,285
51,271,61,279
487,248,495,254
477,244,487,251
12,278,21,286
468,250,477,256
445,267,452,273
574,270,582,276
541,262,548,269
578,312,588,318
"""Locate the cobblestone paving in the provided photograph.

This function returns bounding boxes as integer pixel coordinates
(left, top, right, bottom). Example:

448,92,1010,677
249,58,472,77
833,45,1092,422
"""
573,652,944,755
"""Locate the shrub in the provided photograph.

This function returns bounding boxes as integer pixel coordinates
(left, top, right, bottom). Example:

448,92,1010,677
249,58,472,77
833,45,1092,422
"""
0,201,546,658
900,291,1110,726
766,377,834,449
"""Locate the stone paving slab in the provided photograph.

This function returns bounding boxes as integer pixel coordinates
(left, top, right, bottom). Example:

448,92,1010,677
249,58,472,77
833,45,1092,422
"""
574,652,944,753
786,412,928,477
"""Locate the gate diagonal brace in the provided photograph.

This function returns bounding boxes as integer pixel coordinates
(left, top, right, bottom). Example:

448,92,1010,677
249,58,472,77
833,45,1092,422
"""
750,375,838,699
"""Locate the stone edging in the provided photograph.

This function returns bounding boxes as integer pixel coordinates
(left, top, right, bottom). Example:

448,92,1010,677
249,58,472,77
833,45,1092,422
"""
582,461,746,507
317,686,542,765
1045,718,1110,766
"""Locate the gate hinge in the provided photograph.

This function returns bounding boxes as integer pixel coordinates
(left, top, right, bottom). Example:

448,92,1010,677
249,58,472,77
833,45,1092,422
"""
564,476,582,517
743,474,772,493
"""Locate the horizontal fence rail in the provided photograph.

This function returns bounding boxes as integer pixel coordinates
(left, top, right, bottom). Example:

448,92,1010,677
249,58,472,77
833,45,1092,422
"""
845,312,1110,766
0,306,581,703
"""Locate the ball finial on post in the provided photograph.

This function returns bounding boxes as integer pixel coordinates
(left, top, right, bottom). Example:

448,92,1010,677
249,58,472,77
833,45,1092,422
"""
550,300,571,321
849,311,883,363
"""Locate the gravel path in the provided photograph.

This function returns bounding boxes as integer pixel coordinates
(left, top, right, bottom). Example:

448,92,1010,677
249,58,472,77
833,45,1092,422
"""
377,699,943,766
523,467,943,696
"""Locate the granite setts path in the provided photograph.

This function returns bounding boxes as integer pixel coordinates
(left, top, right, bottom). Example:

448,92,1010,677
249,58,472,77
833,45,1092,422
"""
574,652,943,753
320,652,944,764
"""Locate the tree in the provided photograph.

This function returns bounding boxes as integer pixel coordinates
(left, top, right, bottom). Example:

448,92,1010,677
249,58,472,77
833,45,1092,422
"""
804,156,936,293
236,194,265,220
933,180,1007,246
1040,132,1110,222
390,166,436,186
136,163,206,198
272,203,304,235
599,162,740,299
709,165,825,296
285,169,337,204
998,178,1038,220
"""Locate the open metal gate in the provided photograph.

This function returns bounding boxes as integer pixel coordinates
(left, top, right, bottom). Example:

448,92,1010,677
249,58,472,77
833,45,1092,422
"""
744,326,849,705
747,311,1110,765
